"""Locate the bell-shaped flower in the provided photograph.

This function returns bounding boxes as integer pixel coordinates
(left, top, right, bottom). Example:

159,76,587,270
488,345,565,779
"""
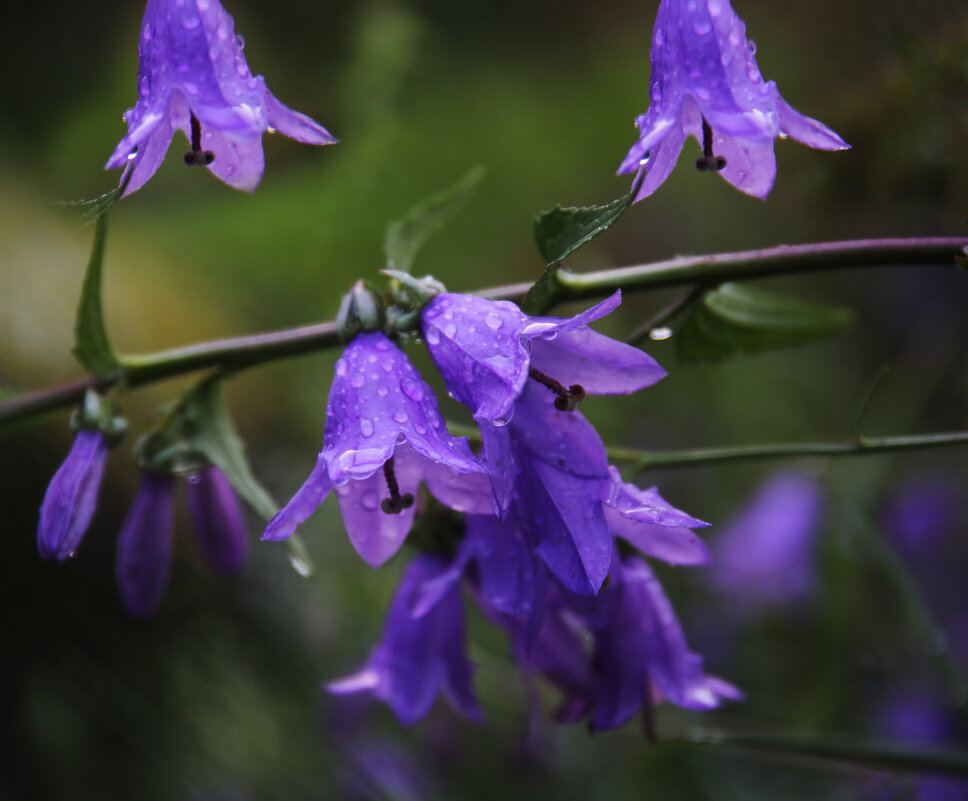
422,290,665,510
326,554,482,726
37,429,110,562
186,466,248,574
106,0,337,195
605,466,711,566
116,471,176,619
588,556,740,730
263,332,491,567
618,0,849,200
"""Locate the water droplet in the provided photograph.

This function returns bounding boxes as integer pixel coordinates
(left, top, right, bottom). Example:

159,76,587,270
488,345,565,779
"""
335,359,348,376
183,81,198,94
374,338,390,351
748,40,757,55
415,423,427,435
485,313,503,330
289,555,312,577
649,326,673,341
360,418,374,437
181,13,200,29
778,131,789,140
696,87,710,101
187,473,201,485
401,378,423,402
351,374,365,389
444,323,457,339
237,34,246,49
361,491,379,510
692,18,711,35
380,359,394,373
377,384,390,397
392,409,409,424
426,327,440,346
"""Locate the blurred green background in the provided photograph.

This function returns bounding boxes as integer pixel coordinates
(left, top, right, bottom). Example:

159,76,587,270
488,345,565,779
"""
2,0,968,798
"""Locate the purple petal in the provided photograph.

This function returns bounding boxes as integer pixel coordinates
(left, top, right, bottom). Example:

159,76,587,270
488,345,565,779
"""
324,333,482,485
422,293,531,423
200,125,266,193
412,449,494,516
336,457,418,567
262,453,333,541
265,86,338,145
607,509,712,566
116,109,177,195
37,430,109,562
776,95,850,150
479,421,515,515
465,514,538,615
711,471,823,609
185,467,247,574
716,132,778,199
116,472,176,619
607,468,709,528
629,119,688,201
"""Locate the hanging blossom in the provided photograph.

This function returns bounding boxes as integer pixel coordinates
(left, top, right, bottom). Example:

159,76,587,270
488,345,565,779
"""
421,290,665,513
618,0,849,200
262,331,492,567
105,0,337,195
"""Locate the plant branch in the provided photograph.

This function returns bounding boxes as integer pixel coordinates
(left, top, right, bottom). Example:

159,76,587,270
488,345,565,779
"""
1,236,964,432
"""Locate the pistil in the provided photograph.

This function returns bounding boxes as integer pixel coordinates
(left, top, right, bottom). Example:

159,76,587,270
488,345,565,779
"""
528,368,586,412
695,119,726,172
380,456,415,515
183,113,216,166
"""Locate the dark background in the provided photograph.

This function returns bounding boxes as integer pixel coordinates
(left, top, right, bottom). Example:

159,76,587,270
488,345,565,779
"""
1,0,967,798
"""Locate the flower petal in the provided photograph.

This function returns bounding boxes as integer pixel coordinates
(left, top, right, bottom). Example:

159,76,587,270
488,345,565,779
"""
265,86,338,145
776,95,850,151
466,514,538,615
262,453,333,541
200,126,266,193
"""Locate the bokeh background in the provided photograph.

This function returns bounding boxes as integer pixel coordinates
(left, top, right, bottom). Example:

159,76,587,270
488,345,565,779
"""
2,0,967,798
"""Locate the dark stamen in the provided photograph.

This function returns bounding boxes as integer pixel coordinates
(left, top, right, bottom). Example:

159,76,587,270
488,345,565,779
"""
529,367,585,412
380,456,414,515
184,113,216,166
695,118,726,172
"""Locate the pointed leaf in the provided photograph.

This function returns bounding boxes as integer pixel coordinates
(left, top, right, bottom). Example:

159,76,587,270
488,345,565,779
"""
72,214,123,380
520,263,561,315
533,188,635,266
385,166,485,275
676,282,853,363
184,378,315,577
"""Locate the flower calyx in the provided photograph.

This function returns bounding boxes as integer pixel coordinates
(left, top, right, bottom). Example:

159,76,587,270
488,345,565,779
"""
337,280,386,342
70,389,127,446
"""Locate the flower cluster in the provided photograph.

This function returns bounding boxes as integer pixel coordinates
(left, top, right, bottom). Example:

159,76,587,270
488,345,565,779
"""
265,288,737,729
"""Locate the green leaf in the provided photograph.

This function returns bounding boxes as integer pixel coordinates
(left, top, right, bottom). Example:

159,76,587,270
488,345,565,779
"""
385,166,485,275
72,214,123,380
520,263,561,316
533,188,635,266
676,282,853,363
184,377,315,578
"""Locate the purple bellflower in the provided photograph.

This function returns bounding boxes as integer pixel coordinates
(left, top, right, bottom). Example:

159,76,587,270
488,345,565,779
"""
710,471,823,612
618,0,849,200
263,332,492,567
106,0,337,195
186,466,247,574
422,290,665,511
37,429,110,562
327,554,482,726
116,471,176,619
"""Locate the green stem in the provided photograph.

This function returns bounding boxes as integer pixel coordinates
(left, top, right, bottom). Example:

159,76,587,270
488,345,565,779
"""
620,431,968,472
1,237,964,432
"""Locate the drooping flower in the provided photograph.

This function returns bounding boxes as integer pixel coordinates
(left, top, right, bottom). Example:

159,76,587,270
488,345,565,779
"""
710,471,823,612
37,429,110,562
185,466,247,574
421,290,665,510
116,471,176,619
618,0,849,200
106,0,337,195
327,554,482,726
262,331,491,566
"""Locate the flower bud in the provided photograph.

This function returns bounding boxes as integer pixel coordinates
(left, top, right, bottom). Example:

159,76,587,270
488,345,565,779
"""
185,467,248,574
337,280,386,341
37,429,110,562
116,472,176,619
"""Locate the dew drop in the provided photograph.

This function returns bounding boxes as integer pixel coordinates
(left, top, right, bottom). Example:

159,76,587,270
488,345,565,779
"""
360,418,375,437
485,313,503,331
335,359,348,376
444,323,457,339
649,326,673,341
181,13,200,29
692,18,711,35
361,491,379,511
351,373,366,389
289,555,312,577
426,327,440,346
377,384,390,397
392,409,409,424
401,378,424,402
